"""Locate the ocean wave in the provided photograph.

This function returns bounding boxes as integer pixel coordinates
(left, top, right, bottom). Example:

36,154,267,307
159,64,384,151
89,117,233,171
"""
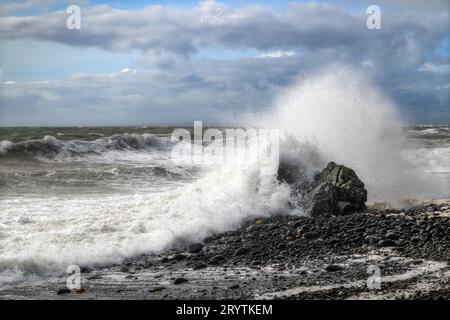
0,133,172,160
407,125,450,139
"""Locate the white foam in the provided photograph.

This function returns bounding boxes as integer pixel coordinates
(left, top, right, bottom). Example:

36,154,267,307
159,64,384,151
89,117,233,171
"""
0,147,290,284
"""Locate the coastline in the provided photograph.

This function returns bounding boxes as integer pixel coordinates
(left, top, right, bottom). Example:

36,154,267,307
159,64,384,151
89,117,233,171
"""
1,199,449,300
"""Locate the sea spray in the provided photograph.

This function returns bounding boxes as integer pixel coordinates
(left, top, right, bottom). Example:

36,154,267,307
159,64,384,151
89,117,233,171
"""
263,64,448,203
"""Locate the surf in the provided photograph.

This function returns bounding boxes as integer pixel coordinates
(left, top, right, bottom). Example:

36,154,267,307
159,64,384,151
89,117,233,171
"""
0,64,448,285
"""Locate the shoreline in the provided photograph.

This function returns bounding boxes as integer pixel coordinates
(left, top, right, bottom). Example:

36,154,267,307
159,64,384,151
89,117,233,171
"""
1,200,449,300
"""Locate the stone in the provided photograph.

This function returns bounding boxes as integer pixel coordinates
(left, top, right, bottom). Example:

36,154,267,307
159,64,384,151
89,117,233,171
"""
304,162,367,218
364,235,379,245
173,278,189,285
338,201,359,215
303,231,320,240
234,247,250,256
149,286,166,292
324,264,344,272
379,239,396,247
193,263,207,270
208,255,226,265
57,288,71,295
307,182,339,218
173,253,186,261
188,243,204,254
385,232,399,240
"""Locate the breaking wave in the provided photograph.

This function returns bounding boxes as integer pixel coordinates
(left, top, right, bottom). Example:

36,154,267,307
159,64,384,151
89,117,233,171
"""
0,133,172,160
261,64,449,203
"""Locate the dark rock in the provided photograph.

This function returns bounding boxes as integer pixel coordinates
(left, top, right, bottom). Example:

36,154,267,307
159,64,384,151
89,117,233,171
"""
204,235,217,242
173,253,186,261
324,264,344,272
188,243,204,254
305,162,367,218
379,239,396,247
228,284,240,290
57,288,71,295
288,221,303,228
364,235,379,245
234,247,251,256
193,263,207,270
265,223,279,230
149,286,166,292
385,232,399,240
307,182,339,218
173,278,189,285
303,231,320,240
338,201,360,215
208,255,226,265
80,267,91,273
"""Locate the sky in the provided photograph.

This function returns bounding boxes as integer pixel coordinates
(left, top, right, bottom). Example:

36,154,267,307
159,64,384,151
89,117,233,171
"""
0,0,448,126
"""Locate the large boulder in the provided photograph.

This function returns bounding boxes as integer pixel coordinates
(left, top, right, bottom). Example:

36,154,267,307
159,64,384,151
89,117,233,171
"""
306,162,367,218
277,161,367,218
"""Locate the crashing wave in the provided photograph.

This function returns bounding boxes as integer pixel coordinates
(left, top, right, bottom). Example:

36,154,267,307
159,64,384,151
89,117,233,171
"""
0,133,172,159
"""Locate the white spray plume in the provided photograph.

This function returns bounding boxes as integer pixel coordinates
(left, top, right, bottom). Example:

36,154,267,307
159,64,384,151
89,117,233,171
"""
263,64,448,203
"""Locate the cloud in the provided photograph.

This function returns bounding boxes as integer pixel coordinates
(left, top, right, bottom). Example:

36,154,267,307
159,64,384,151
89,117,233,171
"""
258,50,296,58
0,2,446,55
0,1,448,125
121,68,137,74
419,62,450,74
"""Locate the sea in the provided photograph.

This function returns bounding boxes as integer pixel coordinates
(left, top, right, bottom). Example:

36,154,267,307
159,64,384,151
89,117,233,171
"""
0,67,448,286
0,125,448,285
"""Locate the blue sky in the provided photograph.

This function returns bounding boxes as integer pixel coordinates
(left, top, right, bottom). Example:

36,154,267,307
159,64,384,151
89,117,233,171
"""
0,0,448,125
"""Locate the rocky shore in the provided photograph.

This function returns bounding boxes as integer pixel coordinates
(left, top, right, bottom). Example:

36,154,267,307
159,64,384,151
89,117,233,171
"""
1,199,449,300
1,163,449,300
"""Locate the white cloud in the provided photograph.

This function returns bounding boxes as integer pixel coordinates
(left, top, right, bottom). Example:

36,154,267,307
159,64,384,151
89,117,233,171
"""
419,62,450,74
257,50,296,59
0,1,448,125
121,68,137,74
